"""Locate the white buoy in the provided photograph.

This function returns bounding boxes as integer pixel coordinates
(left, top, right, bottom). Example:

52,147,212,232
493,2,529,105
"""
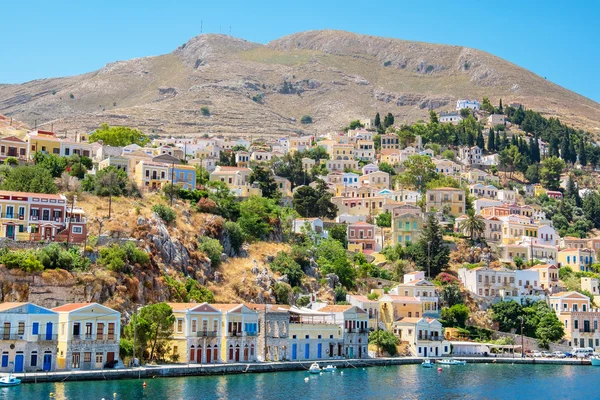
340,371,344,375
304,377,309,382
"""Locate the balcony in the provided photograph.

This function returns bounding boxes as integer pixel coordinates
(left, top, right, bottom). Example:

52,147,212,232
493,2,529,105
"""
71,334,116,343
417,335,443,341
196,331,218,337
244,331,258,337
358,328,369,334
0,214,23,220
0,334,23,340
228,331,241,337
578,329,596,334
344,328,354,333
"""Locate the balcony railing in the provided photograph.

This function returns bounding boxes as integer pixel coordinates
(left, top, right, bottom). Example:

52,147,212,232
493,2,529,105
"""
578,329,596,334
417,335,443,341
0,214,23,220
345,328,354,333
196,331,218,337
0,334,23,340
71,334,116,342
244,331,258,337
228,331,240,337
358,328,369,334
36,334,58,341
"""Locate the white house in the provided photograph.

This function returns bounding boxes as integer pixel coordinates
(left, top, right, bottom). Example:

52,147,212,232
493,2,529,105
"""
292,218,326,237
361,163,379,175
456,100,481,111
393,317,451,357
439,112,463,125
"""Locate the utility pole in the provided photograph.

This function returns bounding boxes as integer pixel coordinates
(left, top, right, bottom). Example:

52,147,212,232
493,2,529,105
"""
427,241,432,279
520,316,524,358
170,161,175,206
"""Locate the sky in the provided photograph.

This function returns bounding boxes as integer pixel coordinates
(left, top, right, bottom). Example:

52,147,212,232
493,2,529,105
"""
1,1,599,102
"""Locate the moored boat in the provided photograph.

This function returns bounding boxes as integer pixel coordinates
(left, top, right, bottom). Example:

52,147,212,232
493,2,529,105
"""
421,359,435,368
591,357,600,366
309,362,321,374
437,359,466,365
0,373,21,387
324,365,337,372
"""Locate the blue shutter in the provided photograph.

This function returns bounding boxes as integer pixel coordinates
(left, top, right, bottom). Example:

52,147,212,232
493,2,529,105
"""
32,322,39,335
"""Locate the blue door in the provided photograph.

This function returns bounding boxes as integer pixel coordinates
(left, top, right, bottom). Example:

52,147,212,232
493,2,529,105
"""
6,225,14,239
349,347,354,358
45,322,53,340
317,344,322,359
14,354,24,372
43,354,52,371
292,344,297,360
1,354,8,367
424,347,427,357
305,344,310,359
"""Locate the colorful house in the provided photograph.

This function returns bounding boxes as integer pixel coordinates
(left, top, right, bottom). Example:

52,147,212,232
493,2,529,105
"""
53,303,121,370
212,304,259,363
0,302,58,372
558,248,595,272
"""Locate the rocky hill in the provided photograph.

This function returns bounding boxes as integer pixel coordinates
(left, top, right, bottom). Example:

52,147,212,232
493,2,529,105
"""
1,30,599,137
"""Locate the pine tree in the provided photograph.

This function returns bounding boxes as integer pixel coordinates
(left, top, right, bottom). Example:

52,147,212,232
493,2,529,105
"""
502,131,509,148
488,127,495,152
496,131,502,151
498,99,503,114
529,137,540,163
566,175,581,207
374,112,381,128
415,214,450,277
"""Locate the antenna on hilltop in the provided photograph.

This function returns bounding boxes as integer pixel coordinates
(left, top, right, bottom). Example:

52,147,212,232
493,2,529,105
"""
201,20,203,34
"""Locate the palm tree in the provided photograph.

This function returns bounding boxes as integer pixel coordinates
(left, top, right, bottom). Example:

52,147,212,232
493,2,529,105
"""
459,209,485,242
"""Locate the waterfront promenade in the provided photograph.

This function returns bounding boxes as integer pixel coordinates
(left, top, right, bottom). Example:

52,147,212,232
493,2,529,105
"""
13,357,592,384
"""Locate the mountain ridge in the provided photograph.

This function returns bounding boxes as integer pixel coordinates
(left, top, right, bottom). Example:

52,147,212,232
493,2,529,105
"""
0,30,598,136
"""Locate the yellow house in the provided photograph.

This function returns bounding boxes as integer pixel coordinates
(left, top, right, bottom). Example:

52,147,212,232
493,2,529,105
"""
52,303,120,370
389,278,439,317
425,187,465,216
558,248,596,272
533,184,546,197
212,304,259,363
392,204,423,246
134,160,169,191
167,303,222,364
0,136,28,162
287,306,345,360
25,130,62,159
378,294,423,329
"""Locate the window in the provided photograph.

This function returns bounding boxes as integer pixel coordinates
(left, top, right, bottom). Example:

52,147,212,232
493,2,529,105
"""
84,352,92,362
72,226,83,234
177,319,183,333
97,323,104,337
108,323,115,340
96,353,103,364
32,322,39,335
192,320,197,333
31,352,38,367
18,322,24,335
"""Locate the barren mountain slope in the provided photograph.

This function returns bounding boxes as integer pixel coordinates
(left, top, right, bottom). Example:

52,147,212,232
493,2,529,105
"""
0,30,598,137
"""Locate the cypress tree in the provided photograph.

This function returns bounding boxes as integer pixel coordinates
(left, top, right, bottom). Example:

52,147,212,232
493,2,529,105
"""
499,98,503,114
374,112,381,128
488,127,495,152
502,131,508,149
476,130,485,150
579,139,587,166
496,131,502,151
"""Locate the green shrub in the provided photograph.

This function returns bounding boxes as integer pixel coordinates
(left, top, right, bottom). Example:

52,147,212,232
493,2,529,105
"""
99,242,149,273
201,106,210,116
37,243,74,270
198,237,224,267
369,330,399,356
224,221,244,254
270,251,304,287
0,249,43,272
4,157,18,166
334,285,347,303
296,296,310,307
300,115,313,124
165,276,214,303
152,204,176,224
272,282,292,305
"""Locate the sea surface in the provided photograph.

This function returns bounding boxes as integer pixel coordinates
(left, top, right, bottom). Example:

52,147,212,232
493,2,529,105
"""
1,363,596,400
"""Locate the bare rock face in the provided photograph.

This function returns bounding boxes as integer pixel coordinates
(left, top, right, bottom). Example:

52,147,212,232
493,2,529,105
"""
325,273,340,289
147,213,191,270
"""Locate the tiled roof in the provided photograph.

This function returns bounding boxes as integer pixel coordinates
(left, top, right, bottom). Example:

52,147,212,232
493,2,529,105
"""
52,302,93,312
0,302,27,312
319,305,353,312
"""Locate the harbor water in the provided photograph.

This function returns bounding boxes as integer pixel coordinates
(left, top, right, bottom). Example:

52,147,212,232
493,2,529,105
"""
1,363,596,399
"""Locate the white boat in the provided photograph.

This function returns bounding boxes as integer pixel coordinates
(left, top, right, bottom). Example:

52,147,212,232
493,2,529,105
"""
421,359,435,368
324,365,337,372
591,357,600,366
308,362,321,374
0,373,21,387
437,359,467,365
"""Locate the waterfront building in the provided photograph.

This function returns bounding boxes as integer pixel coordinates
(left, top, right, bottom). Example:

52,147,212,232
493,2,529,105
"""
378,295,422,329
549,292,600,350
0,302,58,372
287,307,344,360
53,303,121,370
346,295,379,328
248,304,290,362
212,304,259,363
393,317,450,357
388,276,439,317
319,305,369,359
167,303,222,364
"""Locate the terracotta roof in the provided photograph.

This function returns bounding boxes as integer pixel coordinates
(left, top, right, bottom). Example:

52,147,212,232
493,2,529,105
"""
550,291,588,299
0,302,27,312
0,191,65,200
348,295,377,302
0,136,26,143
52,302,94,312
428,187,462,191
211,303,244,312
348,221,375,227
382,295,421,303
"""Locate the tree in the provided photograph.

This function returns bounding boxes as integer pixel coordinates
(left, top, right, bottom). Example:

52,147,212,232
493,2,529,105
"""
249,164,279,200
292,179,337,219
525,165,540,183
536,313,565,349
383,113,395,128
348,120,364,130
329,224,348,248
476,130,485,150
378,162,395,176
0,165,57,194
540,157,565,191
316,239,356,288
440,284,463,307
487,127,495,151
491,301,522,332
90,123,149,146
369,330,400,356
482,97,495,113
413,214,449,277
440,304,469,328
238,196,281,240
270,251,304,287
458,209,485,241
396,155,436,192
300,115,313,124
374,112,381,128
375,210,391,228
201,106,210,116
125,303,175,362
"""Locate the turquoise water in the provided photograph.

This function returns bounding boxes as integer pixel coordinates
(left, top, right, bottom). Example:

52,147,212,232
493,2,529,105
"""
1,364,596,400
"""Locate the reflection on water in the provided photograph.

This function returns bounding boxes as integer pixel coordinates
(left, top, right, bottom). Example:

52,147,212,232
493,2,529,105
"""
0,364,597,400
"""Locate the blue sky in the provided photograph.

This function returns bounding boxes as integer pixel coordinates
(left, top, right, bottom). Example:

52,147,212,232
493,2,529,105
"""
1,1,599,102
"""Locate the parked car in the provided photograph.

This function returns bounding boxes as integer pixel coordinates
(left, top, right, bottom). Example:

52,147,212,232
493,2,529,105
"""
532,351,543,357
552,351,566,358
541,351,553,358
572,347,594,358
104,360,119,369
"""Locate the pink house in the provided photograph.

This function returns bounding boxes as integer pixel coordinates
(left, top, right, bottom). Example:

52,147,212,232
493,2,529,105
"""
347,221,376,254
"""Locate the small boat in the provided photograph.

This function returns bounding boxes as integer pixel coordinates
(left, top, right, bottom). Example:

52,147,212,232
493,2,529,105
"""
0,373,21,386
308,362,321,374
591,357,600,366
421,359,435,368
437,359,467,365
323,365,337,372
